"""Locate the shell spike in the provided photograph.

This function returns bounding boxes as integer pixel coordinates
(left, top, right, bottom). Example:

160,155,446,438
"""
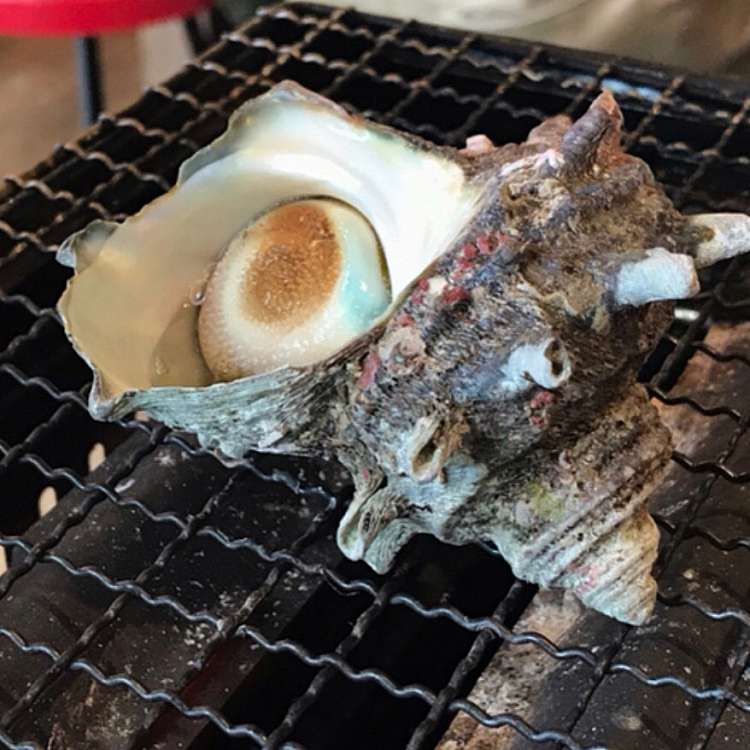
613,247,699,307
559,89,623,173
686,213,750,268
337,485,419,573
525,114,572,149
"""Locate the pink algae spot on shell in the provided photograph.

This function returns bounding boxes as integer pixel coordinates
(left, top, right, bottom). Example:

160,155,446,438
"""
357,351,381,390
454,243,478,278
476,233,493,255
529,390,556,410
395,311,416,328
472,230,515,258
441,285,470,305
461,242,478,261
410,277,429,306
529,389,556,428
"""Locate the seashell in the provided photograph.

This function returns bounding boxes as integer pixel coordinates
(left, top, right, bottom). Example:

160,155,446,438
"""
57,82,750,624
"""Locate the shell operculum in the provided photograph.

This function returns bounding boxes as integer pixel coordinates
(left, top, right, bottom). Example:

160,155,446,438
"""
198,198,391,381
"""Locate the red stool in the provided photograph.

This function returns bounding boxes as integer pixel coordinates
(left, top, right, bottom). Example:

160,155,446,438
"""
0,0,220,124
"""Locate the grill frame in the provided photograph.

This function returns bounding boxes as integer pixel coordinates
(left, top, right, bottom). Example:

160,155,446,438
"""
1,3,750,749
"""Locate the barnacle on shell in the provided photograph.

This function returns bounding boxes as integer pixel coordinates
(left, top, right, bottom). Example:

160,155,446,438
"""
57,81,750,624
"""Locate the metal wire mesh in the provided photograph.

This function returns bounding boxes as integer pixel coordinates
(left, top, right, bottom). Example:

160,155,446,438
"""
1,3,750,748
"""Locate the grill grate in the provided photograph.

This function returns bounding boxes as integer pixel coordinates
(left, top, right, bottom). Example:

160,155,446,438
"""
2,3,750,748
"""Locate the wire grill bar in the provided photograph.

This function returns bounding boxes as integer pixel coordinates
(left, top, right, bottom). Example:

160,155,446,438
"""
2,3,750,749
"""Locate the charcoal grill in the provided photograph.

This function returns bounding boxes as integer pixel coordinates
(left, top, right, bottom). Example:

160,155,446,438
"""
2,3,750,749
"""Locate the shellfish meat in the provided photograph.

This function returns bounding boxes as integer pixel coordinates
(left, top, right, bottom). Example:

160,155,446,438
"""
57,81,750,624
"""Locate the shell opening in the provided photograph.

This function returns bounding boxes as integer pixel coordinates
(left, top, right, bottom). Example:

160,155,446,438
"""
57,82,480,403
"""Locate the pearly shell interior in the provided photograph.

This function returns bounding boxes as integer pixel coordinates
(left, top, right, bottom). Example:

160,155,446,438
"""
57,83,480,404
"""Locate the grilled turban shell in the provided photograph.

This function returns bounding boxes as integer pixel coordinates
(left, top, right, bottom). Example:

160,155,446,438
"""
57,82,750,624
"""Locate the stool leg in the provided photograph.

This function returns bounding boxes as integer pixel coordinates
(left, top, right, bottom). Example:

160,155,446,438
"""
184,7,231,56
183,16,206,55
209,7,231,36
74,36,104,127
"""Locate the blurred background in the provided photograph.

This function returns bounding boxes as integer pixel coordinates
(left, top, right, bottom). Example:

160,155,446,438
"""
1,0,750,176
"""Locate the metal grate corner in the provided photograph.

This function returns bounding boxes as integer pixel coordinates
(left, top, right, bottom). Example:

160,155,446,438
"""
1,3,750,749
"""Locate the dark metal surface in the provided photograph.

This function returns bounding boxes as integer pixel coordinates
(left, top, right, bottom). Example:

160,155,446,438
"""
74,36,104,127
1,3,750,748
